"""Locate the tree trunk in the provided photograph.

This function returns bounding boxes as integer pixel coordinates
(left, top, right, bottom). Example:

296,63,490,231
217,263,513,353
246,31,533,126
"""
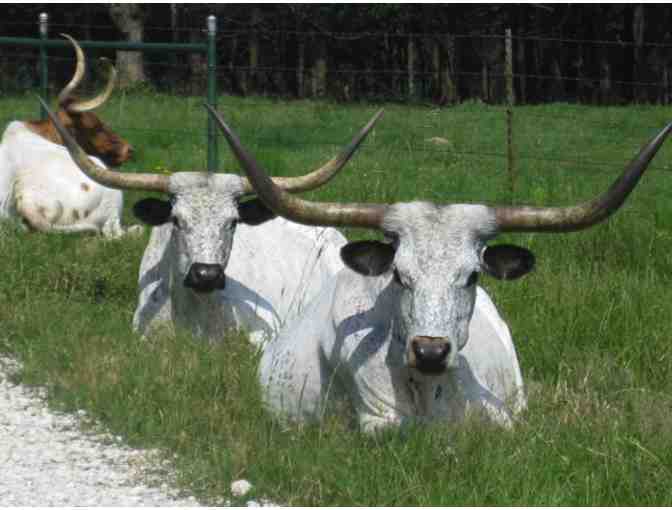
407,34,416,98
599,60,612,105
550,58,564,101
296,34,305,98
431,37,440,100
249,7,261,95
481,60,489,102
171,4,179,43
311,37,327,97
108,4,146,88
633,5,645,102
438,35,458,104
228,34,246,96
515,7,526,104
516,34,526,103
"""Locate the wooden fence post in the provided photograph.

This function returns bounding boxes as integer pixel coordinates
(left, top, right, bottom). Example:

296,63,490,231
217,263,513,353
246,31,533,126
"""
505,28,516,199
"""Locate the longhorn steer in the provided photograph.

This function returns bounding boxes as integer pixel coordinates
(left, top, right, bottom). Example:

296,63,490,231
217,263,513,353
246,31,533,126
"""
209,106,672,432
0,35,137,237
42,98,380,345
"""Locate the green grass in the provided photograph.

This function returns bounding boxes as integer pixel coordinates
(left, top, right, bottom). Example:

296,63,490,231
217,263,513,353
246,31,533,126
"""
1,93,672,505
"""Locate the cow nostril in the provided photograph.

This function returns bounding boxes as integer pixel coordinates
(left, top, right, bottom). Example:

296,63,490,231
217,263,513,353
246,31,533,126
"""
196,265,222,280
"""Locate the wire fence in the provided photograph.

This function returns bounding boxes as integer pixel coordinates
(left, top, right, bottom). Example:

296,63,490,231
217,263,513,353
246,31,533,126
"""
1,15,672,200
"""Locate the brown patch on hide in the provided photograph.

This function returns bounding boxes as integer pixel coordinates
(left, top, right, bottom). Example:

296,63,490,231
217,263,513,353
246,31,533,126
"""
23,104,133,168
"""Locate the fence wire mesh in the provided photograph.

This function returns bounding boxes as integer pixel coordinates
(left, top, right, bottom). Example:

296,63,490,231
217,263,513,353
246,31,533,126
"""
1,15,672,196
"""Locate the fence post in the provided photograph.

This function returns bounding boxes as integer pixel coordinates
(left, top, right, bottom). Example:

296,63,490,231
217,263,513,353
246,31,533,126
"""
505,28,516,199
207,14,218,172
39,12,49,119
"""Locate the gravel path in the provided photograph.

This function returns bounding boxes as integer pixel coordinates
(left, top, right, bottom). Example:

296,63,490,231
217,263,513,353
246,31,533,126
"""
0,356,203,506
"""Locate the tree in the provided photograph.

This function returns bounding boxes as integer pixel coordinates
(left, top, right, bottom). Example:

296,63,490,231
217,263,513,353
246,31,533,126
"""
108,4,147,88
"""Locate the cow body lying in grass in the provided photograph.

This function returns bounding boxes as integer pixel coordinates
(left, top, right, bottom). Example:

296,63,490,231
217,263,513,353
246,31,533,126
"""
0,35,137,237
132,193,347,346
209,105,672,432
44,99,377,345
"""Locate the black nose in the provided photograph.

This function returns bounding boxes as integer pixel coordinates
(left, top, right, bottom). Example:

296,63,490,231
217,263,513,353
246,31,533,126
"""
411,337,451,374
184,263,226,293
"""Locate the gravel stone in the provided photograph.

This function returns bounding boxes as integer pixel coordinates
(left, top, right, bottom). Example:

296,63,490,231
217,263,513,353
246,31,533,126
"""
0,356,199,506
0,355,280,507
231,479,253,497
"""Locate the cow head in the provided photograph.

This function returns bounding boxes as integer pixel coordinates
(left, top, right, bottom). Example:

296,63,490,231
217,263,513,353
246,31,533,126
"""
40,97,382,294
27,34,133,167
132,174,275,293
208,105,672,375
339,205,534,373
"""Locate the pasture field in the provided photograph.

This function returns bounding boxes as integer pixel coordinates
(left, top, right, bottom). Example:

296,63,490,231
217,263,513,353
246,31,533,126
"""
1,93,672,505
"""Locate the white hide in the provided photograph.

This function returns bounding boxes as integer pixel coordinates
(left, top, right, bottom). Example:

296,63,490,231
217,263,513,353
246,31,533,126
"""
258,202,526,432
132,173,346,347
0,121,138,237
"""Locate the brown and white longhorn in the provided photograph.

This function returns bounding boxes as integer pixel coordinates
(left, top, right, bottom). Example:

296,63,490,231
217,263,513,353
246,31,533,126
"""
0,34,136,236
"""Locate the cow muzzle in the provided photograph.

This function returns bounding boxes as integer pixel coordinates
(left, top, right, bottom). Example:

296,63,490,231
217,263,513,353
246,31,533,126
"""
409,336,455,375
184,263,226,293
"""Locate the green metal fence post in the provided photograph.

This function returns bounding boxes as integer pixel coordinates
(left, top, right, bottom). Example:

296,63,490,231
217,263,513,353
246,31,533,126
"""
39,12,49,119
207,14,218,172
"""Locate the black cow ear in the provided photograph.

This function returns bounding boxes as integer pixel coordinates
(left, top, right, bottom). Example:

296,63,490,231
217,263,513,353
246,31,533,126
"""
238,198,276,226
482,244,535,280
341,240,396,276
133,198,172,226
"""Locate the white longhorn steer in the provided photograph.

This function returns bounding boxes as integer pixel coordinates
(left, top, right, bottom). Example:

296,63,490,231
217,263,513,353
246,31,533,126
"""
210,106,672,432
0,35,137,238
42,98,380,345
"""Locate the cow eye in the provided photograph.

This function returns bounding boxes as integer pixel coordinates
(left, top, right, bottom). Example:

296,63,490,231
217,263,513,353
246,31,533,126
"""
466,271,479,287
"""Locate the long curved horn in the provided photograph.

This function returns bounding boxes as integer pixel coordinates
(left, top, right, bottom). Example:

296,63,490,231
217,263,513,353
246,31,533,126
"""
210,106,387,229
57,34,85,106
265,109,385,193
57,34,117,113
67,58,117,113
39,97,170,193
494,122,672,232
206,104,384,194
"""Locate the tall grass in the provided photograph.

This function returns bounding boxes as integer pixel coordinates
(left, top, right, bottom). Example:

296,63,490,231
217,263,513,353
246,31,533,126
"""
1,93,672,505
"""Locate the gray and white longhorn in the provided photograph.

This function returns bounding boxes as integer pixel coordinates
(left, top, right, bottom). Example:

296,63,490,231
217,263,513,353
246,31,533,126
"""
208,104,672,431
41,97,380,344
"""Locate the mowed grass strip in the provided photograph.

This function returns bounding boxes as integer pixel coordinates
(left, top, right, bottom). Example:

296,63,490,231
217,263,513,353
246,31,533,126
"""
1,93,672,505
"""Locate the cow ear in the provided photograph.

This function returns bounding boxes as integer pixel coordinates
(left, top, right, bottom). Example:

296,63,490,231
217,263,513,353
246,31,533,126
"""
482,244,535,280
238,198,276,226
133,198,173,226
341,240,396,276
